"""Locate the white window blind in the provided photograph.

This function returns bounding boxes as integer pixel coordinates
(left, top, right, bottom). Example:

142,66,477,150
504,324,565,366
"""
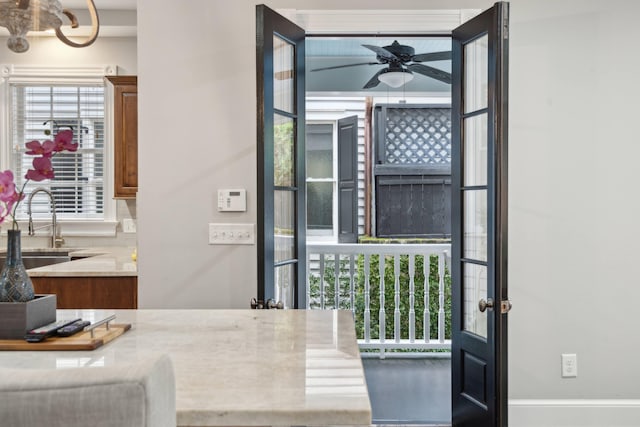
10,83,105,220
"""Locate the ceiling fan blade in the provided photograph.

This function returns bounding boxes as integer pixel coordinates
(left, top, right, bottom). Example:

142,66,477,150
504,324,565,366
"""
363,69,385,89
362,44,398,60
412,51,452,62
311,62,380,72
407,63,452,84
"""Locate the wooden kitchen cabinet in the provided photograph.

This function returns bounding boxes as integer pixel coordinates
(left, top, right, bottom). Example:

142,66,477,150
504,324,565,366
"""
32,276,138,309
106,76,138,199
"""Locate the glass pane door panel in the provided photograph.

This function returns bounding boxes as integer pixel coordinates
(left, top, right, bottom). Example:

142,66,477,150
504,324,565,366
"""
464,113,488,187
275,263,295,309
273,35,294,114
307,181,333,230
463,189,487,262
274,113,294,187
274,190,295,262
464,34,488,114
463,262,487,338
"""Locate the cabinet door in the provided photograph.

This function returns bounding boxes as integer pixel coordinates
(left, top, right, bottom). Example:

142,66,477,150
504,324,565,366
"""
32,276,138,309
107,76,138,199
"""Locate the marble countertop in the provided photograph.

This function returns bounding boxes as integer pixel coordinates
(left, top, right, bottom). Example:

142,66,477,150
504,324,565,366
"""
0,309,372,427
26,247,137,277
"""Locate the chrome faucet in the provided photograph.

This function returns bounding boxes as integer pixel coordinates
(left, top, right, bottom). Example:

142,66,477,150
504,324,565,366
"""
27,187,64,248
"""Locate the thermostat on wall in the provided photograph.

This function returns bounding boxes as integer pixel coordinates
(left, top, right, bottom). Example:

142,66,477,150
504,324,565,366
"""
217,189,247,212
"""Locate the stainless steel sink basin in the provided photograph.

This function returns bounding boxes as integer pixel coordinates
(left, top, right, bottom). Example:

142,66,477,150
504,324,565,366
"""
0,250,71,270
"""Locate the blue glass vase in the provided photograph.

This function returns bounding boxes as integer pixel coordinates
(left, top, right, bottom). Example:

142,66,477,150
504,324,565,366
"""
0,230,34,302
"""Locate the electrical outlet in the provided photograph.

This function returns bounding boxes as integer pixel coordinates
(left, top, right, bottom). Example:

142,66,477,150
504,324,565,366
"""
122,218,137,233
561,353,577,378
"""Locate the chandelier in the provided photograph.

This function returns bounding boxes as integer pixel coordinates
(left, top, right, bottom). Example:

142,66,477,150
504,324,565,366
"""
0,0,99,53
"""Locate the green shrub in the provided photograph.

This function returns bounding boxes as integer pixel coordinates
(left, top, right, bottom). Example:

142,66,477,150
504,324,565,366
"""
308,253,451,341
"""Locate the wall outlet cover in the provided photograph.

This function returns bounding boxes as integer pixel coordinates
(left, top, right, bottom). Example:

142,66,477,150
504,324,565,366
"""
561,353,577,378
123,218,137,233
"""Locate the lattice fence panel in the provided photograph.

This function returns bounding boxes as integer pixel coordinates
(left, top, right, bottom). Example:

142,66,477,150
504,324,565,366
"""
384,107,452,165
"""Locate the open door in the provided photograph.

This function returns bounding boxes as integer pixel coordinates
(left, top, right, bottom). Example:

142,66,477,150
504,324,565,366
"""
338,115,359,243
256,5,306,309
451,2,510,427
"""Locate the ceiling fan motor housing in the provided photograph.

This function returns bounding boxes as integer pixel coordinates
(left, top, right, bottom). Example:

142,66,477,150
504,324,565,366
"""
379,41,415,63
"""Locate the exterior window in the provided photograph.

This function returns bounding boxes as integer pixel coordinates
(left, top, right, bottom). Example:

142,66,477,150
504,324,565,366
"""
9,84,105,221
306,123,334,235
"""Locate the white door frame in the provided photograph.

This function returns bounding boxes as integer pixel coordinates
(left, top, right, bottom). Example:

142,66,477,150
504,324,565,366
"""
277,9,480,35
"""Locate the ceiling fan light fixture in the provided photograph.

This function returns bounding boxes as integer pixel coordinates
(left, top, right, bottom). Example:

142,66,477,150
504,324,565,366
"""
378,68,414,88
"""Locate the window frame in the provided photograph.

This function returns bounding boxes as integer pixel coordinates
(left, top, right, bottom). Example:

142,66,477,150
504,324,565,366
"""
305,120,338,241
0,64,118,236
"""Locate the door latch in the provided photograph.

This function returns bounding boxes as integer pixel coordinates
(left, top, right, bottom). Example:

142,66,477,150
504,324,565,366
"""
500,299,512,314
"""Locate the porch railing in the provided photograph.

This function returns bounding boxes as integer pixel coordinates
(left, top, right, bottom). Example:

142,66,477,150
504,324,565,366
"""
306,243,452,352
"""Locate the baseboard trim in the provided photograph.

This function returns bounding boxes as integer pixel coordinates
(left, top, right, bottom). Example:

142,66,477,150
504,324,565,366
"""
509,399,640,427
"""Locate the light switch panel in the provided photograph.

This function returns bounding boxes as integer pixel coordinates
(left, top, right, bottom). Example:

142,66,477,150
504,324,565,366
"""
208,223,254,245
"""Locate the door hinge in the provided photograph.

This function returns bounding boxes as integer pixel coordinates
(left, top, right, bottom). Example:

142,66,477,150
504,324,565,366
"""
503,17,509,39
501,3,509,39
500,299,512,314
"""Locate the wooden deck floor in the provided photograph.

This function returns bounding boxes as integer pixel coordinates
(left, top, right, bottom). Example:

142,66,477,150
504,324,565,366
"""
362,356,451,425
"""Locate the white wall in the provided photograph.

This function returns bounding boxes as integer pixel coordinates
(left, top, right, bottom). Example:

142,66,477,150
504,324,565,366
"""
507,0,640,424
137,0,640,424
137,1,258,309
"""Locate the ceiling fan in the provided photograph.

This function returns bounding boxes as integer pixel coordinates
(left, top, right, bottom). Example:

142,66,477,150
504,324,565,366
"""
311,40,452,89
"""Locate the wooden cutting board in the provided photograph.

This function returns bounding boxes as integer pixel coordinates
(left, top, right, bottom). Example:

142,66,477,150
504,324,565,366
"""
0,323,131,351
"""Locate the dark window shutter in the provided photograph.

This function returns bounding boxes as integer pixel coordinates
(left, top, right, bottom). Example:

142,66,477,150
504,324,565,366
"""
338,115,358,243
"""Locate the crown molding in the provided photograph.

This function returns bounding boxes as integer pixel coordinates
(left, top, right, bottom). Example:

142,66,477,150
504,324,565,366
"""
0,64,117,83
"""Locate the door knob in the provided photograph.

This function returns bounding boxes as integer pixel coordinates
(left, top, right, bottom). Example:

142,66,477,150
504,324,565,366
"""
266,298,284,309
478,298,494,312
250,298,284,309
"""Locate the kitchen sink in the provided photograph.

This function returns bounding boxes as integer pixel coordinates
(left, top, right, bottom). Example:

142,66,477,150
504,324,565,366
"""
0,250,71,270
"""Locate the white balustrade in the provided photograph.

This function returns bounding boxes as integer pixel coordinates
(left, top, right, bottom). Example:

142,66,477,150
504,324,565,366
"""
306,243,452,352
